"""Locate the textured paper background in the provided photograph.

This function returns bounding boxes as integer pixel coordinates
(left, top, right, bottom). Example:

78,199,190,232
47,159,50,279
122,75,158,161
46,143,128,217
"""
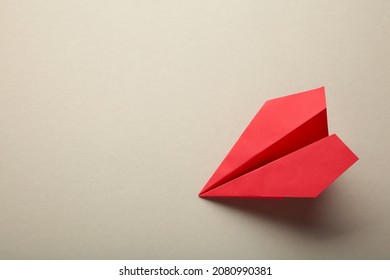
1,1,389,259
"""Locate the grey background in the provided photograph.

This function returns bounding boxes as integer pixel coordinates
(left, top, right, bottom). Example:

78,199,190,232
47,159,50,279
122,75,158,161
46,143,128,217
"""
1,1,389,259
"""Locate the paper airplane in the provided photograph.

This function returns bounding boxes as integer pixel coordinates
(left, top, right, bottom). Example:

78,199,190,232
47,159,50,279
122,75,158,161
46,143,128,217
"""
199,87,358,198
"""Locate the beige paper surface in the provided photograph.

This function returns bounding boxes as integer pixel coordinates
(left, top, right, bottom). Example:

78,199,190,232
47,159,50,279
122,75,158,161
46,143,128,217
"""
1,0,389,259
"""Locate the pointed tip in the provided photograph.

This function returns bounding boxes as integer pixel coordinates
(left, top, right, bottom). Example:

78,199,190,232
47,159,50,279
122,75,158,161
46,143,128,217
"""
198,192,206,198
331,134,359,163
198,186,207,196
198,180,217,196
314,86,326,99
316,86,326,96
199,187,214,197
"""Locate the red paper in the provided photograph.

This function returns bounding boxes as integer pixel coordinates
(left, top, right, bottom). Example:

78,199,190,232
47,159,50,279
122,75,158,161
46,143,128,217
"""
199,87,358,198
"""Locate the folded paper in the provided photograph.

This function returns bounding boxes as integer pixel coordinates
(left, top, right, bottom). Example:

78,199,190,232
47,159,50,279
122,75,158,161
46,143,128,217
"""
199,87,358,198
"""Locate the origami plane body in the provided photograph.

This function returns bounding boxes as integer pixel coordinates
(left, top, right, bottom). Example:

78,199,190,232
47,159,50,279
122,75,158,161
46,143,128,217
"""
199,87,358,198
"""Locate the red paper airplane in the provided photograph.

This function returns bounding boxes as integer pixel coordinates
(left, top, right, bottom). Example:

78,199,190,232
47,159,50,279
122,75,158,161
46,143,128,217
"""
199,87,358,198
